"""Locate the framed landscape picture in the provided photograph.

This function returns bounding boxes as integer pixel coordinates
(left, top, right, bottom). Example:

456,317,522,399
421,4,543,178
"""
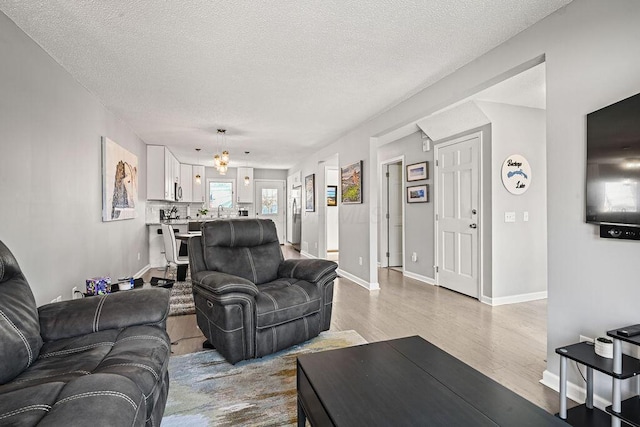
407,184,428,203
407,161,428,181
341,160,363,204
305,174,315,211
102,137,138,221
327,185,337,206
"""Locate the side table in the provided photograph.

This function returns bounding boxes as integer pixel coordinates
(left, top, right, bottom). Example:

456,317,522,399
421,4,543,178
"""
556,330,640,426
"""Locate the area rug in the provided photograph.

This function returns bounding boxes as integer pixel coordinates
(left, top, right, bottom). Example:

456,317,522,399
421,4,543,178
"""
168,279,195,316
161,330,367,426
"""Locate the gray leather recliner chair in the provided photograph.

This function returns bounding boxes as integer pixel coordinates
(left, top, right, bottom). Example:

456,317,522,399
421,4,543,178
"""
189,219,338,364
0,240,171,426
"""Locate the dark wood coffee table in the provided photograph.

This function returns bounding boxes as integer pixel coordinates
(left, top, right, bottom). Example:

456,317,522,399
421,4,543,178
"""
297,335,567,426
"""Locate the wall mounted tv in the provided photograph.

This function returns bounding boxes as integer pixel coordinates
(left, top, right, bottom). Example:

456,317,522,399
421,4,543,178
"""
586,92,640,227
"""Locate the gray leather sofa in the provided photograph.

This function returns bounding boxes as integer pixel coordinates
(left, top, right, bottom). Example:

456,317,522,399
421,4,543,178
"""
189,219,338,364
0,240,171,426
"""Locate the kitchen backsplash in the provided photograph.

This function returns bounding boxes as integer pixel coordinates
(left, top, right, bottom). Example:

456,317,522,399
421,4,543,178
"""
146,201,253,223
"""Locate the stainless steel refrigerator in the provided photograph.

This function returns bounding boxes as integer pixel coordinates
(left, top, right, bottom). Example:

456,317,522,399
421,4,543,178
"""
289,185,302,251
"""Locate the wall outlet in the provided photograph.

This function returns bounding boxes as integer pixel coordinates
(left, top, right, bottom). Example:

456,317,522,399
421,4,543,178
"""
523,211,529,222
358,257,363,265
412,252,418,262
579,335,594,343
504,211,516,223
137,252,141,261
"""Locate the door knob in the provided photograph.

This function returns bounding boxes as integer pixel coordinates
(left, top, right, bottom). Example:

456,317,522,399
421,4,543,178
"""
472,209,477,215
469,223,477,229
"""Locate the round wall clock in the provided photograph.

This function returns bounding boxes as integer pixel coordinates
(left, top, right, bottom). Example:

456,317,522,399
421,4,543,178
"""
501,154,531,195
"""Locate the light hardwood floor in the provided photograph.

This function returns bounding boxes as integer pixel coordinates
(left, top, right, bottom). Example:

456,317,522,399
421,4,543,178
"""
158,245,566,415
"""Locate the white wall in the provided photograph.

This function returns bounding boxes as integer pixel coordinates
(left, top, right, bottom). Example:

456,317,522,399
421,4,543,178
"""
476,102,548,301
378,132,434,280
0,11,149,305
288,0,640,391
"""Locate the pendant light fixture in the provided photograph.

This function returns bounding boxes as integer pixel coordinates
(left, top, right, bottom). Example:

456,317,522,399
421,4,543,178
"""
213,129,230,175
243,151,250,186
194,148,202,184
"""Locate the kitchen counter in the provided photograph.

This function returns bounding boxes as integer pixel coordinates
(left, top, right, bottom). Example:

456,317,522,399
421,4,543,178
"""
146,216,244,225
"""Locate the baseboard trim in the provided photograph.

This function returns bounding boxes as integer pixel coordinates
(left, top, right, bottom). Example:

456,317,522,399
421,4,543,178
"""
481,290,547,306
300,251,315,259
336,268,380,291
403,271,436,285
541,369,611,410
134,264,151,278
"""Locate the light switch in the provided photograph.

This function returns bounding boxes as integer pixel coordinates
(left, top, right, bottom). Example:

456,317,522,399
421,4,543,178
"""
523,211,529,222
504,212,516,223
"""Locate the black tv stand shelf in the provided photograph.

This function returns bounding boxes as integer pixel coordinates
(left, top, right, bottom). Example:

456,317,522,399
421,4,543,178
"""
556,325,640,427
606,396,640,426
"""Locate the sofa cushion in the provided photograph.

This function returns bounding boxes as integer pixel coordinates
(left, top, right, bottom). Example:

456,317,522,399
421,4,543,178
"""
0,325,170,425
38,374,147,427
0,382,65,426
255,278,321,329
0,240,43,385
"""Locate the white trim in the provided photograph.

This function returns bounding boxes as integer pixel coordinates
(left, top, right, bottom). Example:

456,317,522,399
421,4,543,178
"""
403,270,436,285
541,370,611,410
379,155,406,272
134,264,151,279
434,131,484,300
300,250,315,259
337,268,380,291
480,291,547,306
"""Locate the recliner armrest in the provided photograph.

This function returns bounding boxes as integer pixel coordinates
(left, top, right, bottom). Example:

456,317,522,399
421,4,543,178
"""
278,259,338,283
192,271,260,297
38,288,170,342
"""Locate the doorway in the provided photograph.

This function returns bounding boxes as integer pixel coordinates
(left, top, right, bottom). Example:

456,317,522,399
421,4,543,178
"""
379,158,404,269
434,133,480,298
325,167,339,262
254,179,286,244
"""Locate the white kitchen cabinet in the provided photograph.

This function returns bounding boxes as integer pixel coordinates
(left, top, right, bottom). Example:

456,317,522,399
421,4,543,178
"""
147,146,181,201
192,165,206,203
179,164,193,202
237,167,254,203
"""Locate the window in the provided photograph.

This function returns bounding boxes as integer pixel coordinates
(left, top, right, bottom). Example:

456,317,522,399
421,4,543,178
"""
208,180,235,209
261,188,278,214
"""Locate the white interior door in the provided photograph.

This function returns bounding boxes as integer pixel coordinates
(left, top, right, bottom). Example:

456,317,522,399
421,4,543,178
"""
435,135,480,298
388,163,403,267
255,180,286,244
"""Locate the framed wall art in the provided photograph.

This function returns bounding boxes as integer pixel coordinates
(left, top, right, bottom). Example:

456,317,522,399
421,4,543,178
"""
341,160,363,204
406,161,428,181
407,184,428,203
305,174,315,211
102,137,138,221
326,185,337,206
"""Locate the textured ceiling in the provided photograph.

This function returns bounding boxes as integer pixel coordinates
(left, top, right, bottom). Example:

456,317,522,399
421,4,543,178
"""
0,1,569,168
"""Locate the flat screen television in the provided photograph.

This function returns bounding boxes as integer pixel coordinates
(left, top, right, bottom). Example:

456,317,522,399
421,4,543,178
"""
586,92,640,227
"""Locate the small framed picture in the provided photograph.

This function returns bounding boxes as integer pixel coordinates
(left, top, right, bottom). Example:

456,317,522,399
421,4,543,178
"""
407,184,428,203
406,161,428,182
305,174,315,212
341,160,363,204
327,185,337,206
